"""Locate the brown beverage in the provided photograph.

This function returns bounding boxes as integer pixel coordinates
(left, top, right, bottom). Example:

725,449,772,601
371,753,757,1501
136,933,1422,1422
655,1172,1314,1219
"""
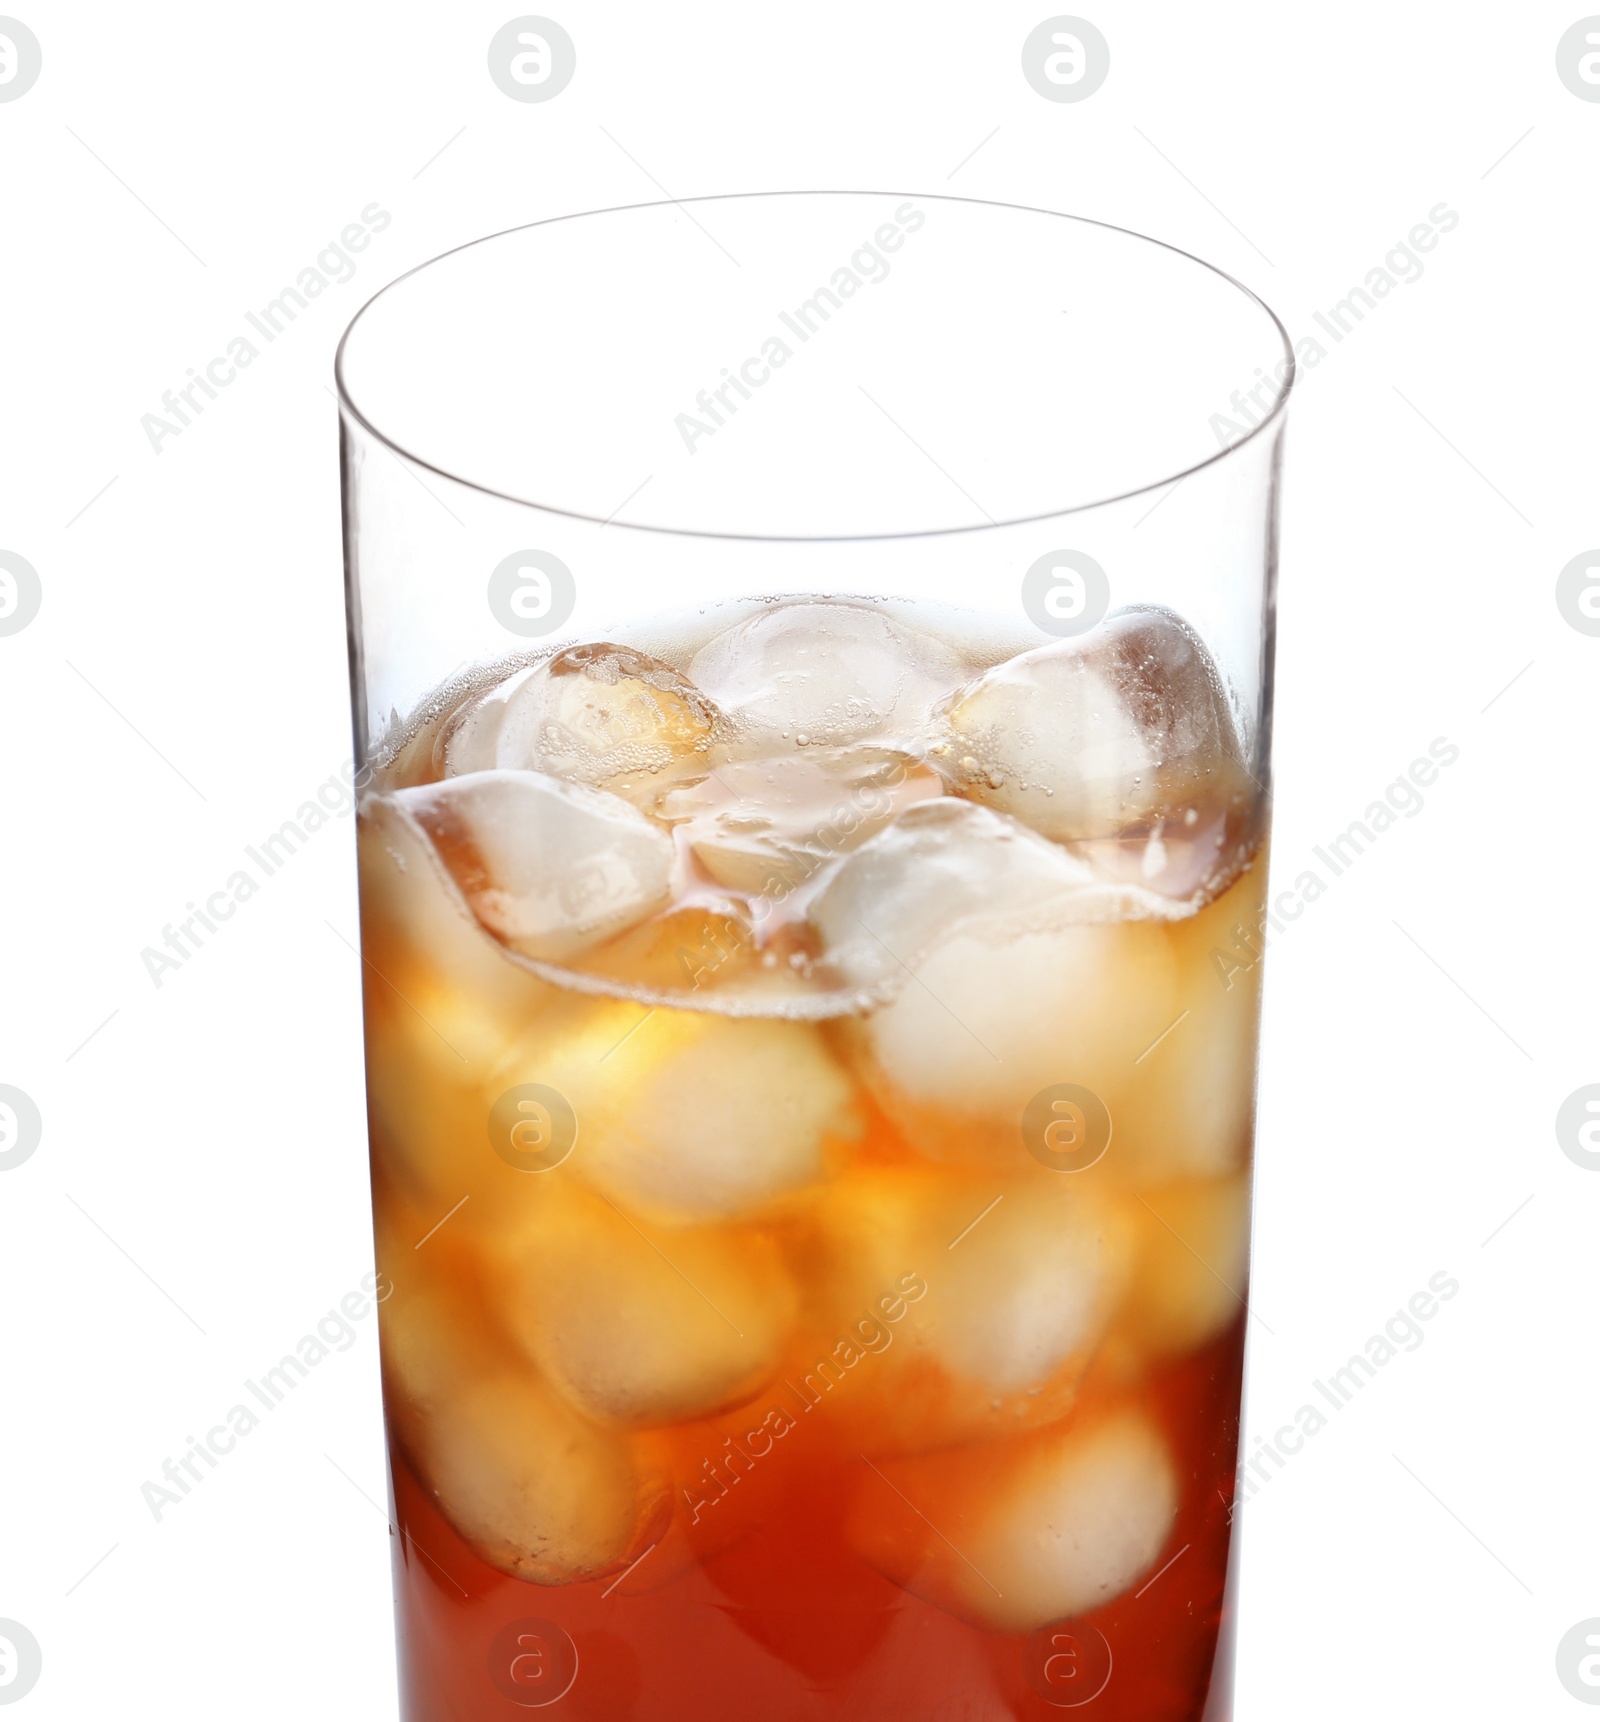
356,596,1265,1720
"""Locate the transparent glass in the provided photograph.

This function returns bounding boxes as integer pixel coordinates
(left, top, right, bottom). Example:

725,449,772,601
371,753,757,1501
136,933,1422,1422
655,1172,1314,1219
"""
337,191,1290,1722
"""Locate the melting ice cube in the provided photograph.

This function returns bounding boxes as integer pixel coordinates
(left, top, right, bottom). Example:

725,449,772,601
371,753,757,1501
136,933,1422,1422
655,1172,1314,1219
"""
395,769,674,961
937,608,1249,855
662,747,943,903
379,1255,661,1584
809,797,1125,991
848,1407,1178,1632
813,1163,1130,1445
493,1184,799,1427
443,643,719,804
489,993,858,1223
689,601,965,752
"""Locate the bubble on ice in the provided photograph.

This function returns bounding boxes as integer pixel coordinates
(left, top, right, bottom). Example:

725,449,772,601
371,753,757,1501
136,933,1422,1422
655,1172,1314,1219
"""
809,798,1142,990
395,769,674,961
443,643,719,803
937,607,1245,843
377,683,478,789
689,602,965,751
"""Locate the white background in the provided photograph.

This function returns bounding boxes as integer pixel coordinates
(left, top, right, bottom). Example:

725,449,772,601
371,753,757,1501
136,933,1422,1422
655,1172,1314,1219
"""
1,2,1595,1716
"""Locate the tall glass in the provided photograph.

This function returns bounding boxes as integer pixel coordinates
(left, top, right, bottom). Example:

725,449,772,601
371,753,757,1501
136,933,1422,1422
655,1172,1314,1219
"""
337,192,1290,1721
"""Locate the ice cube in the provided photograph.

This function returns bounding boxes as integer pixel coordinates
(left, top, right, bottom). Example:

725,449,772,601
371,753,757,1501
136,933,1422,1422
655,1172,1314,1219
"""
662,748,944,901
807,1165,1131,1451
578,900,760,997
689,602,966,752
436,666,534,776
810,783,1260,1181
443,643,719,804
379,1252,662,1584
1107,860,1264,1183
809,798,1134,991
848,1407,1178,1632
490,995,857,1223
358,792,557,1056
358,795,564,1212
374,682,478,789
961,1409,1179,1631
842,900,1181,1168
491,1185,799,1427
935,1178,1129,1394
936,607,1245,845
394,770,675,961
1119,1173,1251,1358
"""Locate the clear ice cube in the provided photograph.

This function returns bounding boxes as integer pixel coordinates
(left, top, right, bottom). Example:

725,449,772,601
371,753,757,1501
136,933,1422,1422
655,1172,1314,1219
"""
395,769,674,961
443,643,719,804
689,602,965,752
808,798,1118,991
849,909,1181,1168
937,607,1248,855
662,747,943,902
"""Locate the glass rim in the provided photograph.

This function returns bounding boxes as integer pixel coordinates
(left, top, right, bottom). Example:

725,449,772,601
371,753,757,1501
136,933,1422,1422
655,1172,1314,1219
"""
334,188,1295,546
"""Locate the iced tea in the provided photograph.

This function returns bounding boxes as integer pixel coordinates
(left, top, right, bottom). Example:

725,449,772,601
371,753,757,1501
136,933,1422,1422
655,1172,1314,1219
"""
357,596,1265,1720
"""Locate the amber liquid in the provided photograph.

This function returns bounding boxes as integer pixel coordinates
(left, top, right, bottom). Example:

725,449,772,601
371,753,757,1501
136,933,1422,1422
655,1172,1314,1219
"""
358,608,1264,1721
385,1321,1242,1720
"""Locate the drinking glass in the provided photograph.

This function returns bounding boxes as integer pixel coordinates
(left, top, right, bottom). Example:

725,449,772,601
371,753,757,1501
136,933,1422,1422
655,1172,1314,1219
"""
337,190,1291,1721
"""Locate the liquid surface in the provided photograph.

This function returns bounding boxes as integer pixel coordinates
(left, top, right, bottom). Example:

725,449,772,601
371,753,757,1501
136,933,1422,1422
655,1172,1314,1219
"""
358,595,1266,1720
